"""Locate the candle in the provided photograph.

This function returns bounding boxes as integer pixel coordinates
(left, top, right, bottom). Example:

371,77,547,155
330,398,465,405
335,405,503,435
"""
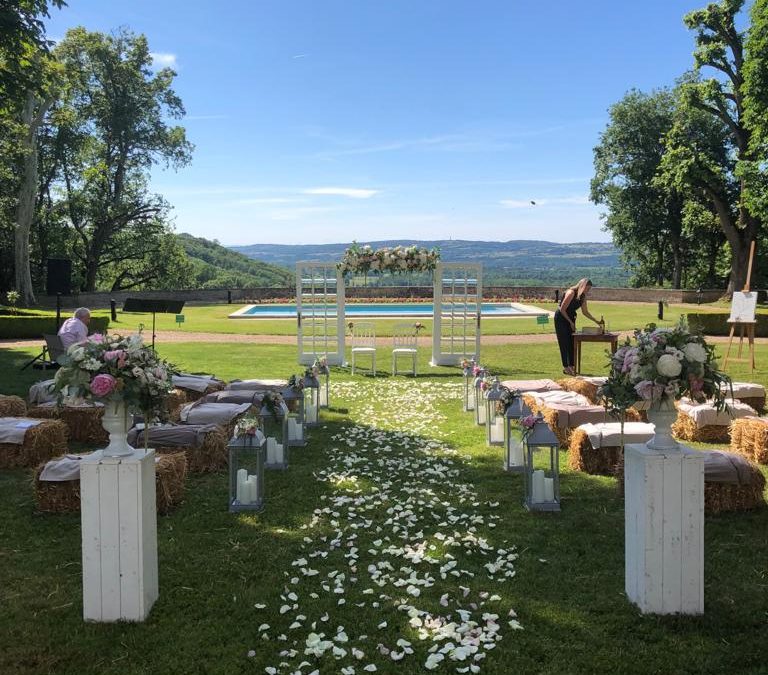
247,475,259,504
478,403,486,424
306,403,317,424
543,477,555,502
491,418,504,443
236,468,249,505
532,469,545,503
287,419,296,441
273,442,284,465
293,419,303,441
266,437,277,465
319,386,328,407
507,437,524,469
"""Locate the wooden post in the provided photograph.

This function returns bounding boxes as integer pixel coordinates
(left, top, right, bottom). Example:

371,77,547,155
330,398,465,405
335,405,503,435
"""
80,449,159,622
625,443,704,614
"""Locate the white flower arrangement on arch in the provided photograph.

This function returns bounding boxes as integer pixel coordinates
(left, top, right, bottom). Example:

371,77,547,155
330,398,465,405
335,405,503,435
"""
337,242,440,276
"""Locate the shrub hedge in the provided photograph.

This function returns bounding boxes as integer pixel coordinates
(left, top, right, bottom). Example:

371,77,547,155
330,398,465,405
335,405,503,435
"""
0,316,110,339
687,313,768,337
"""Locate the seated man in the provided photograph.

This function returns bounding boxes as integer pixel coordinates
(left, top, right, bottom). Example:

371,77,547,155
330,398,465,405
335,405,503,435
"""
57,307,91,350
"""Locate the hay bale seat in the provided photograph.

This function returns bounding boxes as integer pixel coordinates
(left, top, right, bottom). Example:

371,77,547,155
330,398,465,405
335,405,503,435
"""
568,422,655,475
171,374,226,402
557,376,607,405
27,403,108,444
226,379,288,391
127,423,228,473
0,395,26,417
166,388,189,413
0,418,68,469
173,401,251,439
723,382,766,414
500,379,562,394
730,417,768,464
33,451,188,515
671,398,756,444
616,449,765,515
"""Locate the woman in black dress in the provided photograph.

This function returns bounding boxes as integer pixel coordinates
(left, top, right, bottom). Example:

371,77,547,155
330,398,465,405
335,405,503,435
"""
554,278,602,375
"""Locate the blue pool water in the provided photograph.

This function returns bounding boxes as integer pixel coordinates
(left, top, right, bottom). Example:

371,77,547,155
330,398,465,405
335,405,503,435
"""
230,303,546,318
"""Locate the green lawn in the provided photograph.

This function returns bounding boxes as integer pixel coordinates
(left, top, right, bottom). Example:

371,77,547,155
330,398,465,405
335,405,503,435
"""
0,341,767,674
41,300,738,338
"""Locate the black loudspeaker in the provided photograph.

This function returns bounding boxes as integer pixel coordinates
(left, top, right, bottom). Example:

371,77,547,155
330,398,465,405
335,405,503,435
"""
46,259,72,296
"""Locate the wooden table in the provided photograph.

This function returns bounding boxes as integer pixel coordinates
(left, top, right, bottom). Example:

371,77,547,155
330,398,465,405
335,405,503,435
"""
573,332,619,374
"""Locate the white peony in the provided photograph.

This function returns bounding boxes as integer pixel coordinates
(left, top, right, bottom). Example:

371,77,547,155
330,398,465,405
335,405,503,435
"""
683,342,707,363
656,353,682,377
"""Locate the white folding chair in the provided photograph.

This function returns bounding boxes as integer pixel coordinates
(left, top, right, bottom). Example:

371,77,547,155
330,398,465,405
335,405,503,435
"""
351,322,376,376
392,322,417,376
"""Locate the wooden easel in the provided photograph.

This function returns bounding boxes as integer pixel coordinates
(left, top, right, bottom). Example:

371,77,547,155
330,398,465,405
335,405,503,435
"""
723,240,757,372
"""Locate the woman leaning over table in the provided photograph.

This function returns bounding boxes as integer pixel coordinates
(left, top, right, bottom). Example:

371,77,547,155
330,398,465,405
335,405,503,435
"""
554,278,602,376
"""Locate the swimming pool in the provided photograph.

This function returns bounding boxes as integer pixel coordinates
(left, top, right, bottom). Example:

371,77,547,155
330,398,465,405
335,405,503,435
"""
229,302,548,319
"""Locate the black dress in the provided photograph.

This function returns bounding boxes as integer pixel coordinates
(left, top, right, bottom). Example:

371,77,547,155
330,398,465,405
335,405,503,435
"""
554,293,583,368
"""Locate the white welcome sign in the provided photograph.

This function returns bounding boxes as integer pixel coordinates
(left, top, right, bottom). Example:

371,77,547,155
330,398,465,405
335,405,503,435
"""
728,291,758,323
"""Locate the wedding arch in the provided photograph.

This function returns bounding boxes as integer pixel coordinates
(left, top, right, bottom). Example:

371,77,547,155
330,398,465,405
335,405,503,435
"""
296,244,482,367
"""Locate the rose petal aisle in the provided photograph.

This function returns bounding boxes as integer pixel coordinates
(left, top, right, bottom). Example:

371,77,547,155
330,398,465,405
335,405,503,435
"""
252,381,523,674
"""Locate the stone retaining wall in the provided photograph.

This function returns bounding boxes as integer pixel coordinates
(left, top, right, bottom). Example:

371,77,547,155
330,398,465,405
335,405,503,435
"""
36,285,736,309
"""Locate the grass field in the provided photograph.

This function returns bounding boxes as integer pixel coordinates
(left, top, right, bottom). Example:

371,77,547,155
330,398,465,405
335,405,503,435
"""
30,300,740,338
1,309,767,674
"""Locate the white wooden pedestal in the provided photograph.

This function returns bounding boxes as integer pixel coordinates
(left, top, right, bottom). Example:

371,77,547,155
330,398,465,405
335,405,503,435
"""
624,443,704,615
80,449,159,622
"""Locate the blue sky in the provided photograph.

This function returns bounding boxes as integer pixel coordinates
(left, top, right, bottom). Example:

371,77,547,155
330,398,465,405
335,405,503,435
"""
47,1,711,246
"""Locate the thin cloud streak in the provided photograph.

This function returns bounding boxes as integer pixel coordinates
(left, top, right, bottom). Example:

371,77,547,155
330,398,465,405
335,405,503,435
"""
500,196,591,208
304,187,379,199
150,52,177,68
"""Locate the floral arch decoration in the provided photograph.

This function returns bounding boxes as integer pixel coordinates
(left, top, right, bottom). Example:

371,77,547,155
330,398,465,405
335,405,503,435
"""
337,242,440,276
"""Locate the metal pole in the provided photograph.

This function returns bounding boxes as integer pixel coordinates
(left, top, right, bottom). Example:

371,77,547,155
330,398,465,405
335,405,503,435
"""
657,301,664,321
55,293,62,331
110,299,117,322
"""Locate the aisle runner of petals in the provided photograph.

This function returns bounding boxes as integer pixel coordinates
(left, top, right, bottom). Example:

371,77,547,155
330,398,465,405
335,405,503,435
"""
254,381,522,674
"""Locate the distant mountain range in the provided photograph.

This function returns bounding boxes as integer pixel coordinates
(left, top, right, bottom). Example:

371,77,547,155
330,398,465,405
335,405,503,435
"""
230,239,627,286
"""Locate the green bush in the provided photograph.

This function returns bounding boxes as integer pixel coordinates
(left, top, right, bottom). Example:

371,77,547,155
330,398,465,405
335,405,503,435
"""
0,316,110,339
687,313,768,337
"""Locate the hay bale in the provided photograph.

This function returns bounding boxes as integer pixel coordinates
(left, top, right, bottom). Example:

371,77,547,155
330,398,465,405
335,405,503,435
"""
0,395,26,417
154,427,228,473
568,428,622,475
33,451,188,515
738,396,766,414
704,459,766,515
27,405,108,444
730,417,768,465
166,389,189,413
672,412,731,444
0,419,68,469
557,378,601,404
180,381,226,402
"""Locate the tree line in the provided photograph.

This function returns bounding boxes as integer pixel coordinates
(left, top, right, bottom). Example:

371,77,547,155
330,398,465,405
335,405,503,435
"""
592,0,768,292
1,2,194,305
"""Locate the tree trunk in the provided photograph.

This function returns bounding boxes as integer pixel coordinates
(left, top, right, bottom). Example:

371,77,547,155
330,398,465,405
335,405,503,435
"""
13,92,47,306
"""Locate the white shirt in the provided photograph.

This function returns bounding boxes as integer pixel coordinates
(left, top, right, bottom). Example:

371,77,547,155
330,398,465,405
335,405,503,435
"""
58,317,88,350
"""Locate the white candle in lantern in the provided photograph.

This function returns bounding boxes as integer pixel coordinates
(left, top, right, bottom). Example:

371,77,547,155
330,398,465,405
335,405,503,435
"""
532,469,545,503
294,419,303,441
319,386,328,407
287,419,296,441
478,402,486,424
266,437,277,464
237,468,249,504
543,477,555,502
507,437,524,468
274,442,284,464
491,417,504,443
306,403,317,424
247,475,259,503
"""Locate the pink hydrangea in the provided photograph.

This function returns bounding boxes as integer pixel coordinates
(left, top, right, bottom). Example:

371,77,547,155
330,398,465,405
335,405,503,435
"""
90,373,117,398
88,333,105,344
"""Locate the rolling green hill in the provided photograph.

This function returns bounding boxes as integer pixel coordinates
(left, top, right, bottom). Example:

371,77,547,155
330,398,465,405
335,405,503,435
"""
231,239,628,287
177,233,293,288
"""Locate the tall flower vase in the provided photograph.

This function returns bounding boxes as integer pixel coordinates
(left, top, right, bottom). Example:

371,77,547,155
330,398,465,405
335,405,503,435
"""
643,396,679,451
101,399,135,457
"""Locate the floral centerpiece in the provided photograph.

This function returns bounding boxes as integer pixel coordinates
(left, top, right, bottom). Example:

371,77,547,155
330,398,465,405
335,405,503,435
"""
54,332,175,455
312,356,330,376
600,319,731,450
337,242,440,276
234,414,263,440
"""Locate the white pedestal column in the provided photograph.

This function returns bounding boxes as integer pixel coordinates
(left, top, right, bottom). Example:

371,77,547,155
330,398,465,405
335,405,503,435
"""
80,449,159,622
624,443,704,615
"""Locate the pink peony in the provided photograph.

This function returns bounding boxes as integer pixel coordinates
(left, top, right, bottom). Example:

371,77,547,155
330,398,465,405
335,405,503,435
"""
104,349,126,362
90,373,117,398
88,333,105,344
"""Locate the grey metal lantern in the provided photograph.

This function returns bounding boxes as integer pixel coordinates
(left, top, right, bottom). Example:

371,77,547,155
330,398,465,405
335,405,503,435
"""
228,429,266,512
302,373,320,427
504,398,529,473
485,378,507,446
260,401,290,470
281,386,306,447
473,372,488,426
523,418,561,512
462,361,476,412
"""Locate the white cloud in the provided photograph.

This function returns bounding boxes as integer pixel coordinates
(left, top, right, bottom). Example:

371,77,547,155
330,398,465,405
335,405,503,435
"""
150,52,177,69
304,187,379,199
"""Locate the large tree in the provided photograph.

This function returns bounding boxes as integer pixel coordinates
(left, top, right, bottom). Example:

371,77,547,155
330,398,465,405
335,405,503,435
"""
591,89,695,288
668,0,765,292
50,27,192,291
